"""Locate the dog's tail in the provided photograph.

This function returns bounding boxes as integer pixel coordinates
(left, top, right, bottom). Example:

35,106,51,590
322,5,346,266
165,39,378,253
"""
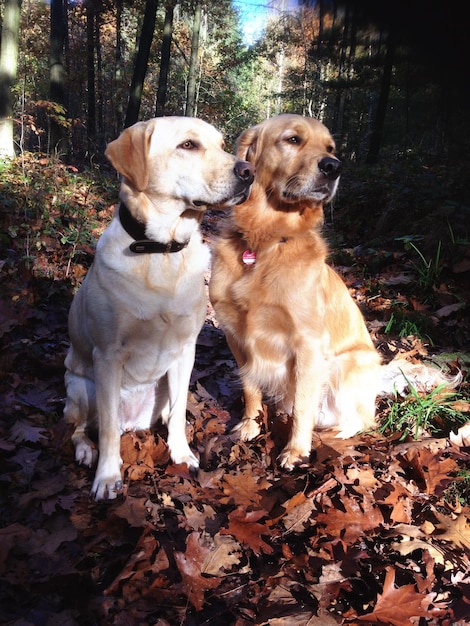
378,358,462,398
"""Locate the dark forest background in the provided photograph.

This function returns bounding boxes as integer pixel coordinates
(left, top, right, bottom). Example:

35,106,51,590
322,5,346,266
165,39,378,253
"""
1,0,468,157
1,0,469,252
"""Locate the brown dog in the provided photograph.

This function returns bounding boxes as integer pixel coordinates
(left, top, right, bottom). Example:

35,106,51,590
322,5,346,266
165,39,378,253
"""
64,117,254,499
209,114,456,468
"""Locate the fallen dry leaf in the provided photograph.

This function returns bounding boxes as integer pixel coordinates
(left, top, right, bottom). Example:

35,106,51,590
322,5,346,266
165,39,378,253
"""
174,531,221,610
121,430,169,481
183,502,217,531
0,524,32,574
401,446,458,496
358,566,446,625
201,532,241,575
450,422,470,446
433,509,470,551
220,467,271,507
221,506,275,555
316,492,384,543
9,419,48,443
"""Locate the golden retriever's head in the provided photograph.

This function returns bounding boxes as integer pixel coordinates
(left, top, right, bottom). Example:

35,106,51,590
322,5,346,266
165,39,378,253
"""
237,114,341,207
105,117,254,211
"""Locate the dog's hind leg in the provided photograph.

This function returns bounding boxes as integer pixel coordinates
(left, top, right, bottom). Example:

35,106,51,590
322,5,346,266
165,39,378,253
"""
154,373,170,423
64,371,98,467
328,348,381,438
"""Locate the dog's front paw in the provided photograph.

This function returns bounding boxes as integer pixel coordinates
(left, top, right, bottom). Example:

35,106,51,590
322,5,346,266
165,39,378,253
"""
91,474,123,500
278,445,311,470
91,459,123,500
169,442,199,471
232,417,261,441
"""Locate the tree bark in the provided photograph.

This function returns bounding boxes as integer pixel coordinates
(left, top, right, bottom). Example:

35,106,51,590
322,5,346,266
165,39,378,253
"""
50,0,68,156
114,0,124,135
96,10,104,144
365,26,396,164
185,0,201,117
155,1,176,117
125,0,159,128
86,2,96,147
0,0,22,158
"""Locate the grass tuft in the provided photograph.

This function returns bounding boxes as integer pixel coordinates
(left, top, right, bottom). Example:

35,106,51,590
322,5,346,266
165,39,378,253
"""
378,375,467,441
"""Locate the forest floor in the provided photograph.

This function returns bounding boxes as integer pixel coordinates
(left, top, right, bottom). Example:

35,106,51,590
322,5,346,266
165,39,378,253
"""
1,154,470,625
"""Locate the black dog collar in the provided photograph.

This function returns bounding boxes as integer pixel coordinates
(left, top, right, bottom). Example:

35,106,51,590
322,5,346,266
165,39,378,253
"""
118,203,189,254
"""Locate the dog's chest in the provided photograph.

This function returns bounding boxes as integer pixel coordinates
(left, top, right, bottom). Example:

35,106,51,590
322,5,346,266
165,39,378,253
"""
118,292,206,385
96,235,209,316
218,246,327,345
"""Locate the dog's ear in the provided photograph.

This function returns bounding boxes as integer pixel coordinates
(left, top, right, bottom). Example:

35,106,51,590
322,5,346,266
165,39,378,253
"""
105,121,155,191
236,126,260,164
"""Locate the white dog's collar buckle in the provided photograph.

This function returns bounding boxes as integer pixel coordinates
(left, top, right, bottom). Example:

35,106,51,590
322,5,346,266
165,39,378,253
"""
130,240,188,254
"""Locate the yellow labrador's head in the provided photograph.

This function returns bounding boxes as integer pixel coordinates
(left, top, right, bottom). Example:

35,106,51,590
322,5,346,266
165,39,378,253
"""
105,117,254,210
237,114,341,206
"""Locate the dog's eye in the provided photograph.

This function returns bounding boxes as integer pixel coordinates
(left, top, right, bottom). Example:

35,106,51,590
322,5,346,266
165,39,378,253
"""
179,140,198,150
286,135,301,144
326,145,335,153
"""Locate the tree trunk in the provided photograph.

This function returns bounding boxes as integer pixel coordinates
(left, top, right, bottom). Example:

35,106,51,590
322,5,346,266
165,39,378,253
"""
0,0,22,158
96,10,104,146
155,1,176,117
185,0,201,117
332,2,350,133
86,2,96,148
50,0,68,156
125,0,159,128
337,2,358,154
114,0,124,135
365,27,396,164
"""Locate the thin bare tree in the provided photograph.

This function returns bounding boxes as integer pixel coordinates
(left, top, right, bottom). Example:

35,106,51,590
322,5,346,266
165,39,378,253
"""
0,0,22,157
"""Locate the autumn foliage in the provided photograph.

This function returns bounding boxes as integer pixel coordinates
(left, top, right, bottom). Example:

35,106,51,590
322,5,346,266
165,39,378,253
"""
1,155,470,624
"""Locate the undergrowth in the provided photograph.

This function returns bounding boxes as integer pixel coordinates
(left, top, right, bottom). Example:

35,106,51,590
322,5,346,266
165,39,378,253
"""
0,153,117,292
379,380,467,441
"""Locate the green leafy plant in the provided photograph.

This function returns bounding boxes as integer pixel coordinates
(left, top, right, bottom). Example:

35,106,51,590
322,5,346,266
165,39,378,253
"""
444,466,470,507
0,153,117,289
384,309,434,344
378,376,466,441
397,236,443,296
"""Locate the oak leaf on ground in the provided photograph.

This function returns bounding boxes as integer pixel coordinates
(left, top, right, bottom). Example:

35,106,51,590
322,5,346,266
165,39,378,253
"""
220,467,271,507
120,430,169,481
105,529,166,598
221,506,275,555
316,492,384,543
357,566,446,625
402,446,458,496
174,531,221,611
432,509,470,551
201,532,242,575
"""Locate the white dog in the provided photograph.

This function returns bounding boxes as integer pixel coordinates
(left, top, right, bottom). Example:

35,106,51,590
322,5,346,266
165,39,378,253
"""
64,117,254,499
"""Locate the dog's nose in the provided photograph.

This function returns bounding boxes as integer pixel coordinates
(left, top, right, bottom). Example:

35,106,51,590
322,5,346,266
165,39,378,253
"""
318,157,341,180
234,160,255,184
